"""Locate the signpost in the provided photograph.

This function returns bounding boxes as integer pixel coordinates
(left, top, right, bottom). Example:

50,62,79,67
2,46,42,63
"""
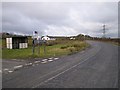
32,31,38,55
32,39,35,55
32,31,47,57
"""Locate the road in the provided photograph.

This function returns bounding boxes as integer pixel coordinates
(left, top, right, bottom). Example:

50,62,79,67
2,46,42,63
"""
2,41,118,88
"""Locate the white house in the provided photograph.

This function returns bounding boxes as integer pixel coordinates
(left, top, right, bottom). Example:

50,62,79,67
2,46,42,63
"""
41,36,56,41
70,37,75,40
42,36,50,40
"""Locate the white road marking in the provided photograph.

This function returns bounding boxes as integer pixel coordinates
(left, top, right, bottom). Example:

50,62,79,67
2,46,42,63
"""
42,59,48,62
48,60,53,62
34,61,40,64
14,65,23,69
41,61,47,64
4,68,9,71
48,57,53,59
54,58,59,60
32,51,99,88
8,71,13,73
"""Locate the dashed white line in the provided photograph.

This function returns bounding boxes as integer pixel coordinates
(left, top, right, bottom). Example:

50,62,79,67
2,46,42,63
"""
14,65,23,69
48,57,53,59
8,71,13,73
41,61,47,64
48,60,53,62
34,61,41,64
42,59,48,62
32,52,99,88
54,58,59,60
4,68,9,71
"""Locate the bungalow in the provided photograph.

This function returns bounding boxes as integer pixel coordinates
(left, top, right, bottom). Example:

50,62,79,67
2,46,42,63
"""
41,36,56,41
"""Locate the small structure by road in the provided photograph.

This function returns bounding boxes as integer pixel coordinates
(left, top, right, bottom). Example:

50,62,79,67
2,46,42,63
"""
6,36,28,49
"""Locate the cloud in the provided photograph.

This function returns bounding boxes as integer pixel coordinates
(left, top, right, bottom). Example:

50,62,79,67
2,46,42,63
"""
2,2,118,38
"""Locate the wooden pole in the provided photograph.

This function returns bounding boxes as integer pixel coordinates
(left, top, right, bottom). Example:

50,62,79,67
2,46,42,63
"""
32,39,35,55
38,39,40,56
44,41,46,56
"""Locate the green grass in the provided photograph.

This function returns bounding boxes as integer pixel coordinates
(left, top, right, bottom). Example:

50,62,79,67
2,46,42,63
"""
2,40,89,59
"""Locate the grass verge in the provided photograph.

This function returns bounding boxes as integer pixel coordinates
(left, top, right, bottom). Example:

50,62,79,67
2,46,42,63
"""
2,40,89,59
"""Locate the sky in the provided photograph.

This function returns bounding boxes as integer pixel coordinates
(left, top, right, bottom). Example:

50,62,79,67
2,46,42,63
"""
1,1,118,38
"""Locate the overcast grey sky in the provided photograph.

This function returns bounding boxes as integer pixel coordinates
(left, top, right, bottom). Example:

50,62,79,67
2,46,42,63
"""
2,2,118,37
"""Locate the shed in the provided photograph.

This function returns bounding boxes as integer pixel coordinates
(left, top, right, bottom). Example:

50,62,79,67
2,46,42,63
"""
6,36,28,49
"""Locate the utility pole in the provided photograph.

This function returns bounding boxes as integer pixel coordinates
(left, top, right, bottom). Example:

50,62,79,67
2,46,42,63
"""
102,24,106,38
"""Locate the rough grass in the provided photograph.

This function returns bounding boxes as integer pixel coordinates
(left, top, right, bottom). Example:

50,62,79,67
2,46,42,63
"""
2,40,89,59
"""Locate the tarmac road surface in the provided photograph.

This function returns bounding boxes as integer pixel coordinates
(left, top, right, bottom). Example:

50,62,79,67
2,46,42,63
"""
2,41,118,88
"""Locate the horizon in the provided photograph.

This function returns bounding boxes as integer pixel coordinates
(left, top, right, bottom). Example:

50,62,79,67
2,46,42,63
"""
2,2,118,38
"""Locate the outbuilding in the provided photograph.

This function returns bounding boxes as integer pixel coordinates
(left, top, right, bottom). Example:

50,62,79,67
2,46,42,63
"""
6,36,28,49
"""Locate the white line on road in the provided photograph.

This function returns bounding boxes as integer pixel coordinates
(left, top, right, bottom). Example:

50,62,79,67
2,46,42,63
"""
42,59,48,61
4,68,9,71
8,71,13,73
54,58,59,60
0,70,2,73
48,60,53,62
48,57,53,59
34,61,41,64
41,61,47,64
32,51,99,88
14,65,23,69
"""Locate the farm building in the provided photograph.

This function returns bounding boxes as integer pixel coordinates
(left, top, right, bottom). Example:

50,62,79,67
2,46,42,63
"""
6,36,28,49
41,36,55,41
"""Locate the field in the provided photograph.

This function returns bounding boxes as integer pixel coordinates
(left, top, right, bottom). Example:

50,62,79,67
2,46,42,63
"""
2,40,89,59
